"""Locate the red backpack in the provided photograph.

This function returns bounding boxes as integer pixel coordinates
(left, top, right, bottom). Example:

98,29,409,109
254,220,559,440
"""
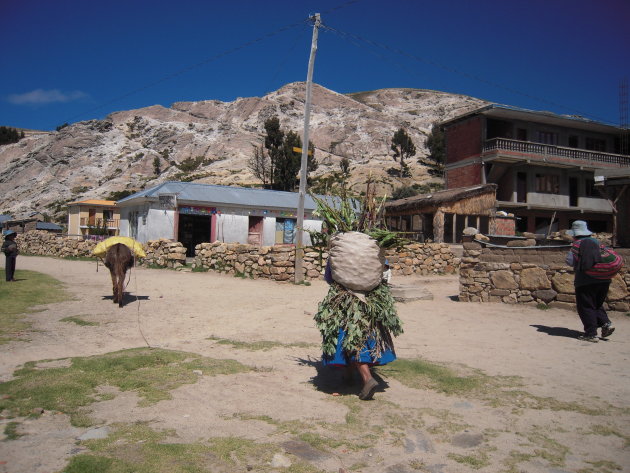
571,238,624,280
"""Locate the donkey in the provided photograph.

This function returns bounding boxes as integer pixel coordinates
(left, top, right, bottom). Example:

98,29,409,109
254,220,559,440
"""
104,243,134,307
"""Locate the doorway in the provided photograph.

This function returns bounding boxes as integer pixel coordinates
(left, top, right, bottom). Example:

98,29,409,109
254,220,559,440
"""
248,216,264,246
178,214,212,257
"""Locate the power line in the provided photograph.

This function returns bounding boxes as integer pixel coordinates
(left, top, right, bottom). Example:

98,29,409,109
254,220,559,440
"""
61,18,311,125
321,23,617,126
60,0,367,127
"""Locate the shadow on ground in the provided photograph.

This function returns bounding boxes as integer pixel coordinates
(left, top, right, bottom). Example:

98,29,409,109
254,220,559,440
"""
293,356,390,397
101,293,150,307
530,324,582,339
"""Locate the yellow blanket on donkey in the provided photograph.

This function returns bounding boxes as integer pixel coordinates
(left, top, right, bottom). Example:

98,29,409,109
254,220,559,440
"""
92,236,146,258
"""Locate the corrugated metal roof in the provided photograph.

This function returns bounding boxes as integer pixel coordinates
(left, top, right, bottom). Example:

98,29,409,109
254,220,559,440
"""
36,221,62,230
0,215,12,223
116,181,341,211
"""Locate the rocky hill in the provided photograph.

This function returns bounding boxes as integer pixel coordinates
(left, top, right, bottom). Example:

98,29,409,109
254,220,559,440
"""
0,82,487,221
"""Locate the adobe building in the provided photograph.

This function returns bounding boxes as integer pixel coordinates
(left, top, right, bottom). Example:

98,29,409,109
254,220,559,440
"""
384,184,501,243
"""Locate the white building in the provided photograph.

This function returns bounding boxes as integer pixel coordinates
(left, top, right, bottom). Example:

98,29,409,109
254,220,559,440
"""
116,181,340,256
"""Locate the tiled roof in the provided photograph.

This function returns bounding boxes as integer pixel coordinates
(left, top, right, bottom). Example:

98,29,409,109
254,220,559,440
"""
67,199,116,206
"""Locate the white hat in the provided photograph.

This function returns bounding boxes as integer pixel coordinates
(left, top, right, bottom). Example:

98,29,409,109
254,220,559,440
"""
567,220,592,237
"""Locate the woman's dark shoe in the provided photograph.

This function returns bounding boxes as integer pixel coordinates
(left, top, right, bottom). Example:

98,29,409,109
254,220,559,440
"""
601,323,615,338
358,378,379,400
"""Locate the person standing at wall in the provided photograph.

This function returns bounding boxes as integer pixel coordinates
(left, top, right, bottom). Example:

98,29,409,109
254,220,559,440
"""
565,221,615,342
2,230,19,282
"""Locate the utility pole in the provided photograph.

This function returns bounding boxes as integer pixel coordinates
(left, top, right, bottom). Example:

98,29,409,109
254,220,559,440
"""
295,13,321,284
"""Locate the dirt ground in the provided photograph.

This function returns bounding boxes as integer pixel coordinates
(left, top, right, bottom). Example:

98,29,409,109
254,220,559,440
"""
1,256,629,473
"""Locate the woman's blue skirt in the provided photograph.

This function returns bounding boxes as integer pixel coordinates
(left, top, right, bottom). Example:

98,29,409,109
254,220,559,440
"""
322,329,396,367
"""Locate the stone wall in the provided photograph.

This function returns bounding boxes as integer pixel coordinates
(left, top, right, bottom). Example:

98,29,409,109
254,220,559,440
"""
459,241,630,312
6,231,460,282
193,241,459,282
140,239,188,269
12,231,98,257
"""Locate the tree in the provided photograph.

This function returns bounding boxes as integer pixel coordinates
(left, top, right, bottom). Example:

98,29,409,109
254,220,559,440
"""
339,157,351,186
252,116,318,192
248,142,271,187
264,116,284,188
276,130,303,192
390,128,415,178
153,156,161,175
425,122,445,177
0,126,22,146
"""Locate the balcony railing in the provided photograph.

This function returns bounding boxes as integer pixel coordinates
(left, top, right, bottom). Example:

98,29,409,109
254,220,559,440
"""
483,138,630,166
80,217,119,229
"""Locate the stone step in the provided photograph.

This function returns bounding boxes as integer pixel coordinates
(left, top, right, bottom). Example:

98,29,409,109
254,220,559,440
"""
389,284,434,302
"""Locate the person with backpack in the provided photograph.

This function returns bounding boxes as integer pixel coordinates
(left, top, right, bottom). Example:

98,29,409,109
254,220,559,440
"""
2,230,19,282
565,221,616,342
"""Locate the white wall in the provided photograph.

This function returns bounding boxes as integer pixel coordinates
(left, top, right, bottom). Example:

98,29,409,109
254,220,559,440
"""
302,219,323,246
119,203,325,246
118,205,175,243
262,217,276,246
215,214,249,243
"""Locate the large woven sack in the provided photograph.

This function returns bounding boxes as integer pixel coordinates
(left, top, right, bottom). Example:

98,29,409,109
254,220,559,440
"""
329,231,384,291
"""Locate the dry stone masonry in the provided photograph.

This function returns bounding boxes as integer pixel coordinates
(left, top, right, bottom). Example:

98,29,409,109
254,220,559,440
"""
193,241,459,282
8,231,459,282
13,230,98,258
459,241,630,312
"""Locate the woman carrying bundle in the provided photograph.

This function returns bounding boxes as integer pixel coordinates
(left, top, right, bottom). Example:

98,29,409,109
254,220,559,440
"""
312,187,403,401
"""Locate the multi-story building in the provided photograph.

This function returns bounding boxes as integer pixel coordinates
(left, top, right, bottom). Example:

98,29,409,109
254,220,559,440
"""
67,199,120,239
441,104,630,234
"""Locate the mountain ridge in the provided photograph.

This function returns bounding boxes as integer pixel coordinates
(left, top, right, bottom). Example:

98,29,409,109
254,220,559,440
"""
0,82,488,221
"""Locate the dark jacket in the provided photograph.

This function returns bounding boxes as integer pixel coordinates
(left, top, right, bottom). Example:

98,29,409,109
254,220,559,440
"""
2,238,18,257
567,236,606,287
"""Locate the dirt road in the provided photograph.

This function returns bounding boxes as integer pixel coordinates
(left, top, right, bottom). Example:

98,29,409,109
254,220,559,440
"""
1,256,629,473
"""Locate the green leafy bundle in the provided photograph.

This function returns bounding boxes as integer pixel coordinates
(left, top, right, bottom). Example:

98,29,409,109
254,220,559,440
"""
314,282,403,359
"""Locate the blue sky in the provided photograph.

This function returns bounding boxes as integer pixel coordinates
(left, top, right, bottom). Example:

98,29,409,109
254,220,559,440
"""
2,0,629,131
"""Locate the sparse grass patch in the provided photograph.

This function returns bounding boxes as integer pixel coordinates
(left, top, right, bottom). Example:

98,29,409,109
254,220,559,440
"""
0,269,70,343
61,316,98,326
376,358,487,395
536,303,550,310
503,428,570,472
579,460,623,473
3,421,23,440
448,451,490,469
378,358,606,414
0,348,250,426
208,336,316,351
585,424,630,448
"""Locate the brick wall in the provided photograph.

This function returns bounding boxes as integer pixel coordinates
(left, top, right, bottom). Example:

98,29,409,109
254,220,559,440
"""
494,217,516,236
446,163,482,188
445,117,483,164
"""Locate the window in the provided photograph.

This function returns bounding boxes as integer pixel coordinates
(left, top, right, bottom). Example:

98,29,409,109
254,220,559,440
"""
585,138,606,152
584,178,596,197
535,131,557,145
568,135,579,148
535,174,559,194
